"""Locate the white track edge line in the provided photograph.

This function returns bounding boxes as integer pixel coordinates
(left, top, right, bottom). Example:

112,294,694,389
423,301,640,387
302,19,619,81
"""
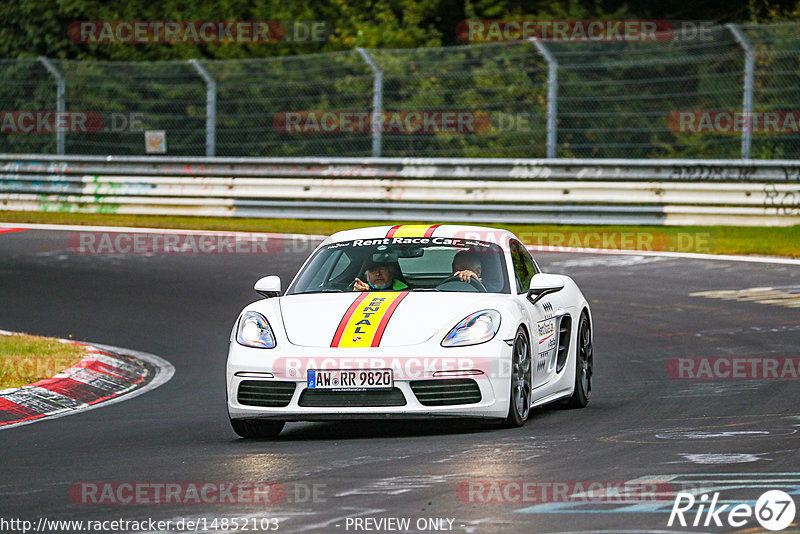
526,245,800,265
0,222,326,240
1,221,799,265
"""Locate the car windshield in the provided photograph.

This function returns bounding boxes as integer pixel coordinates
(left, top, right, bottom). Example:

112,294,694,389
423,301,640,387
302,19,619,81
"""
287,237,510,295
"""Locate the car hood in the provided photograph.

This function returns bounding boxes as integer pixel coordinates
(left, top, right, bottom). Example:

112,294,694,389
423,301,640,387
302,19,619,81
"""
278,292,500,347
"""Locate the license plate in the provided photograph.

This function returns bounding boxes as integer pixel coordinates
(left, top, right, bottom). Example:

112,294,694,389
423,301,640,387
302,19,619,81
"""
307,369,393,390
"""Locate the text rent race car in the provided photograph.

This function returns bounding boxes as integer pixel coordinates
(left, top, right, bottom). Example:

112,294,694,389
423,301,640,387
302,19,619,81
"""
226,225,593,438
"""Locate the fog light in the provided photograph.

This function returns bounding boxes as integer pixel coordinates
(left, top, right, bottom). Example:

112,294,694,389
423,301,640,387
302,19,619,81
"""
432,369,484,377
234,371,275,378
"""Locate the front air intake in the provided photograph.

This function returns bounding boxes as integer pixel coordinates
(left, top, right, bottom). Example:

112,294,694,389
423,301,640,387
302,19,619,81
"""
237,380,296,407
410,379,482,406
556,315,572,373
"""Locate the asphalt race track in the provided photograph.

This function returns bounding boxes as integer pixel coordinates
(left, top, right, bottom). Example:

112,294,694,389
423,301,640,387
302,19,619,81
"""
1,227,799,534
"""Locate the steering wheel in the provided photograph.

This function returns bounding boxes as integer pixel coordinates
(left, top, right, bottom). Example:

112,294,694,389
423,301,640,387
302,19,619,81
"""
437,274,487,292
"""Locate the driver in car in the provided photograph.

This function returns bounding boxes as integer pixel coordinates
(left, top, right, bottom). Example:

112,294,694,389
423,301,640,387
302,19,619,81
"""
353,260,409,291
452,252,482,283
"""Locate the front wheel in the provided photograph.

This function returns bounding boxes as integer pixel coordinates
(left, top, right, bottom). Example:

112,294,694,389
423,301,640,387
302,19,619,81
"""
564,314,592,408
503,327,531,427
230,418,285,438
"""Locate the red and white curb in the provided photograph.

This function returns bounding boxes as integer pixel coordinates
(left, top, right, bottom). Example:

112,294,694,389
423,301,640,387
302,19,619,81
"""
0,331,174,430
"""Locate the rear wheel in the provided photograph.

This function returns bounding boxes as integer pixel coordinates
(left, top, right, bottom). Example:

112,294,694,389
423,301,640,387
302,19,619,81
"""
230,418,285,438
504,327,531,427
564,314,592,408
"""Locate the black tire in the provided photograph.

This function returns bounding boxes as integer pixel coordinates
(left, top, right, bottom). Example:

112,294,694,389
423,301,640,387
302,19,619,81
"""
230,418,285,438
564,314,592,408
503,327,532,427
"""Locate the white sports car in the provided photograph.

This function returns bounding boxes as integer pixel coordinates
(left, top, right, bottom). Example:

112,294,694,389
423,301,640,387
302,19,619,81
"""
226,224,593,438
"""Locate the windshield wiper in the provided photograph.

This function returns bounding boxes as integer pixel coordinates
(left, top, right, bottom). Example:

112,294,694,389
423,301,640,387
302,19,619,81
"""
298,289,346,294
411,287,441,292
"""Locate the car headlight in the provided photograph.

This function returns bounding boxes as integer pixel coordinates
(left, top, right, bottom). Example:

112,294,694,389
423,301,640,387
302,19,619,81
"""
236,311,276,348
441,310,501,347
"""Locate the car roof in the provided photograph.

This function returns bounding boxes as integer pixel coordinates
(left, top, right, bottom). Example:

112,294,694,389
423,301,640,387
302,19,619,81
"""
327,224,517,249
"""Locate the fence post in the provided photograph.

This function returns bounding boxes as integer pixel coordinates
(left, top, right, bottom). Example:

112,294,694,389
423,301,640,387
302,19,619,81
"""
37,56,65,155
531,41,558,158
189,59,216,157
726,23,754,159
356,48,383,158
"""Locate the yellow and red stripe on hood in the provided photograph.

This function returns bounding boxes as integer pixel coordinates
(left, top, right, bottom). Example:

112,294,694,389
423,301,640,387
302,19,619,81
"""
331,291,409,347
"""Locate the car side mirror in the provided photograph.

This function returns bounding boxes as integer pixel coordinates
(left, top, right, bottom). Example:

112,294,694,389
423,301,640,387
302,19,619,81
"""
527,273,565,305
254,276,281,298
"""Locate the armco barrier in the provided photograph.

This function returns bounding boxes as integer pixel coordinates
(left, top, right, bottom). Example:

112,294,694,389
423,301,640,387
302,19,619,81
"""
1,155,800,226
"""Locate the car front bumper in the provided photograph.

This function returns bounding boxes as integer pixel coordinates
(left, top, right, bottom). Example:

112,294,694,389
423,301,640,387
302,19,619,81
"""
226,338,513,421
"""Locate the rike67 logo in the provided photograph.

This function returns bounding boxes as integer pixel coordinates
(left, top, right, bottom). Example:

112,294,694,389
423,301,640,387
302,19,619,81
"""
668,489,796,531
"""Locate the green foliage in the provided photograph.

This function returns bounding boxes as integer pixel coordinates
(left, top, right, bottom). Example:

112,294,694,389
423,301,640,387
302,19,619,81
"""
0,0,445,60
2,1,799,158
3,0,797,61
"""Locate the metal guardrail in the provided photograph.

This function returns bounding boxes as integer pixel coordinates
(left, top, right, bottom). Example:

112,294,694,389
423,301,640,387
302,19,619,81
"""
1,155,799,226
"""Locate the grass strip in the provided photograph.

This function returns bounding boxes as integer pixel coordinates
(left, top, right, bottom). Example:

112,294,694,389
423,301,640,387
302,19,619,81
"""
1,211,798,257
0,332,86,389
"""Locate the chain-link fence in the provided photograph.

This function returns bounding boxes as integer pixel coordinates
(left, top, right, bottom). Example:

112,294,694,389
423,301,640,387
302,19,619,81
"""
1,22,798,159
